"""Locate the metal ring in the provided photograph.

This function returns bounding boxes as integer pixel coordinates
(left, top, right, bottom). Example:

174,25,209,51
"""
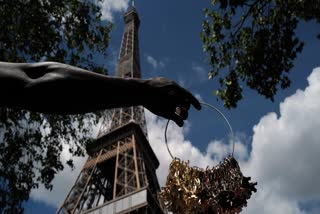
175,106,182,116
165,101,235,159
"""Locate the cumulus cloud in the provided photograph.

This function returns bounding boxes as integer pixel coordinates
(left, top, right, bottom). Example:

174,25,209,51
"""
146,55,165,70
146,112,213,185
145,110,247,186
99,0,130,22
241,67,320,214
147,67,320,214
30,144,87,207
30,112,109,207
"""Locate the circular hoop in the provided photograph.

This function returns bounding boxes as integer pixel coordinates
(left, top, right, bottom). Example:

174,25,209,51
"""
164,101,235,159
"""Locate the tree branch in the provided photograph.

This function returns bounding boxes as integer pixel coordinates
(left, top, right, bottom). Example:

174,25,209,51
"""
232,0,270,38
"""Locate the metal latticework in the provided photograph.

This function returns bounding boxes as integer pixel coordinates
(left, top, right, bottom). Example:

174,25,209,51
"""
57,123,164,214
57,5,165,214
98,106,148,138
96,5,146,139
113,134,147,198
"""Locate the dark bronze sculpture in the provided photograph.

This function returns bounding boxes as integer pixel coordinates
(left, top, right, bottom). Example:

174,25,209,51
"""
0,61,201,126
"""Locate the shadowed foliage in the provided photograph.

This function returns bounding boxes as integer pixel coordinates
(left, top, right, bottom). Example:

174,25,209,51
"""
0,0,112,212
201,0,320,108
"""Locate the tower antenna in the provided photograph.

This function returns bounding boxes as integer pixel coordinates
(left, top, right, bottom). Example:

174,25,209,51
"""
132,0,135,7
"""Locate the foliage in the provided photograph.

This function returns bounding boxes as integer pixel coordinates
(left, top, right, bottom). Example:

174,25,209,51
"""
0,0,112,73
0,0,112,212
0,111,99,212
201,0,320,108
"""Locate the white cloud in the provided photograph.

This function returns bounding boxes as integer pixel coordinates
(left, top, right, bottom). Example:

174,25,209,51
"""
99,0,130,22
30,144,87,207
146,55,165,70
192,63,207,82
241,67,320,214
145,111,214,185
194,93,203,102
192,64,206,74
177,77,187,88
145,110,247,186
147,67,320,214
146,55,157,68
30,113,108,207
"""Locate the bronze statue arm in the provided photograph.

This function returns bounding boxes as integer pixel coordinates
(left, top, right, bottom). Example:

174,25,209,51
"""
0,62,200,126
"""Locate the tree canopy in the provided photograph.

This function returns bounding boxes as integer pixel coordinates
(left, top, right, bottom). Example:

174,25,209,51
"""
201,0,320,108
0,0,111,212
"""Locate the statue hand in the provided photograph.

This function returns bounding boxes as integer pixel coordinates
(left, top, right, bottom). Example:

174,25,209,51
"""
143,77,201,127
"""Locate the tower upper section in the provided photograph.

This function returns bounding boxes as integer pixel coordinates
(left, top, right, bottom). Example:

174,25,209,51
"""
97,6,147,138
115,6,141,78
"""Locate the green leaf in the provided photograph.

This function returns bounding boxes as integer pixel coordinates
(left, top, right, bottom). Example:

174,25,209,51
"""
201,0,315,108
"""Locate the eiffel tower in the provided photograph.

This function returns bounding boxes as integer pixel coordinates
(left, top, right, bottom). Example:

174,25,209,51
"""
57,5,166,214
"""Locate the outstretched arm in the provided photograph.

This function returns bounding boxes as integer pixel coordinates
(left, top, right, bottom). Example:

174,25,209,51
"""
0,62,200,126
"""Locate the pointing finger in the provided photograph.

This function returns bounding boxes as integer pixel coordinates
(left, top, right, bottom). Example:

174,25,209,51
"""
185,91,201,110
172,113,184,127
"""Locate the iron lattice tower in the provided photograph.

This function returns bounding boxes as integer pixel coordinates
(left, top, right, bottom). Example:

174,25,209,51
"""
57,6,165,214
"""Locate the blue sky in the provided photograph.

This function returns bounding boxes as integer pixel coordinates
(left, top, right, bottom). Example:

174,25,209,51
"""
25,0,320,213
